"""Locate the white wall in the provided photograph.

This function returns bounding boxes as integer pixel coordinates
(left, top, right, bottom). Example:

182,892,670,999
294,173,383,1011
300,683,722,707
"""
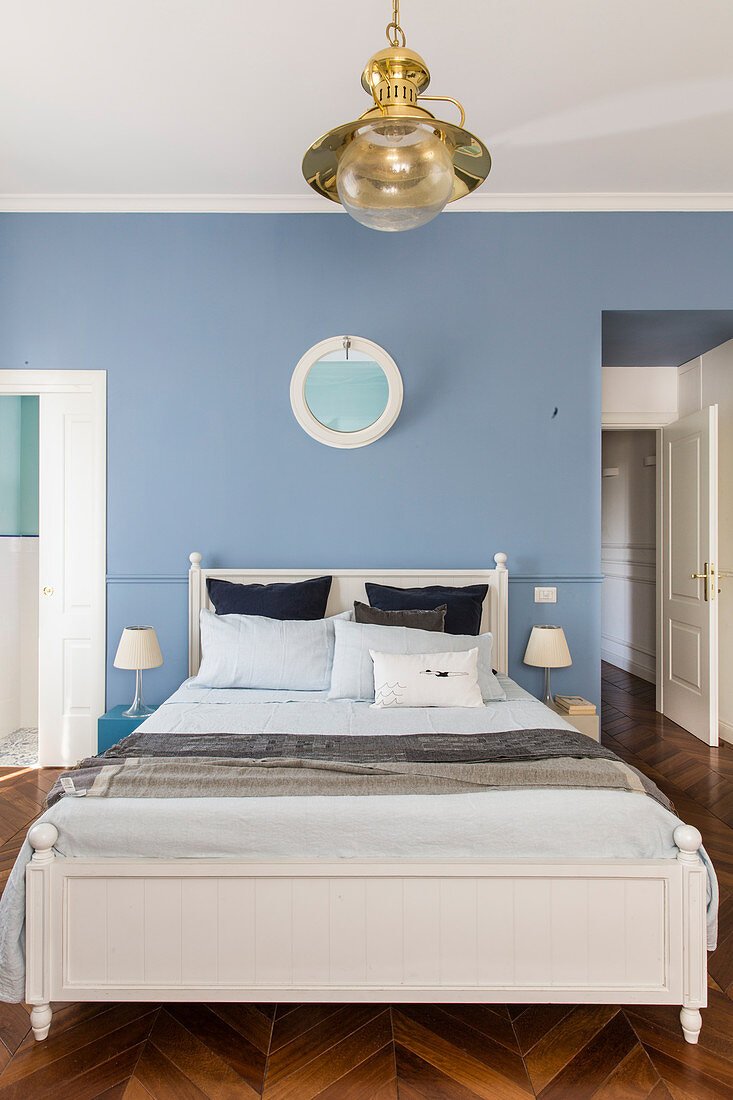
678,339,733,744
602,367,678,426
0,537,38,737
601,430,657,682
0,540,20,736
677,358,703,419
19,538,38,727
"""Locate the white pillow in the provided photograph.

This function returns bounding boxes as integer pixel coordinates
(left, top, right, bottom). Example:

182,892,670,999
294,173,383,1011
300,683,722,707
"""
328,618,506,702
370,649,484,708
195,608,350,691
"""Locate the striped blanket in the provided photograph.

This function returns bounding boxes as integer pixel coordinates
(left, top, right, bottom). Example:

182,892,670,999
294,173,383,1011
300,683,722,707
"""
47,728,671,810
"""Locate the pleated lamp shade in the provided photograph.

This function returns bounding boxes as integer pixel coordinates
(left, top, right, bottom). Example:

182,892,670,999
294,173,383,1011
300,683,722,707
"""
114,626,163,671
523,625,572,669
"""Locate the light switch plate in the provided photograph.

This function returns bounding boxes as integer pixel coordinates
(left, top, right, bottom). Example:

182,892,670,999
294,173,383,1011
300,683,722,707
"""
535,587,557,603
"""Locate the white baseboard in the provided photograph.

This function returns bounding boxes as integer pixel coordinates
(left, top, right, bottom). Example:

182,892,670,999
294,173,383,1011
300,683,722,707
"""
601,647,656,684
719,718,733,746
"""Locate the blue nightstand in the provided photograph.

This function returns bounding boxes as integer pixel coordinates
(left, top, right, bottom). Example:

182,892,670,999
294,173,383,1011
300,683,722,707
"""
97,705,159,754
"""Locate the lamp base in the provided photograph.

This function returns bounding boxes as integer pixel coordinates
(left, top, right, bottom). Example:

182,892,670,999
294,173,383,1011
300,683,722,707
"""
122,702,156,719
542,667,553,706
122,669,154,718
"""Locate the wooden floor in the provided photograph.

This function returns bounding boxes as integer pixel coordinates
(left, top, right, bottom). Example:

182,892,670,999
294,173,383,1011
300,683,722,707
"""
1,663,732,1098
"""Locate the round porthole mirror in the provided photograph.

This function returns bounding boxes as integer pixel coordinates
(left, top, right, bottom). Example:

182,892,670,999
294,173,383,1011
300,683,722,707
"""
290,335,403,448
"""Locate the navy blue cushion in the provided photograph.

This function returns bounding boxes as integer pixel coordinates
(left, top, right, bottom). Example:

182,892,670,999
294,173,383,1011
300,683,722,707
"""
207,575,332,620
365,582,488,636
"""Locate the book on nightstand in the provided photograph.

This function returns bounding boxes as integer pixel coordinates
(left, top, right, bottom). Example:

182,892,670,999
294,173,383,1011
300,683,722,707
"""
553,694,596,715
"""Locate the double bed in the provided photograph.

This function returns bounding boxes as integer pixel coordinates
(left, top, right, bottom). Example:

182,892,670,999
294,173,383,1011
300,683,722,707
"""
0,552,715,1045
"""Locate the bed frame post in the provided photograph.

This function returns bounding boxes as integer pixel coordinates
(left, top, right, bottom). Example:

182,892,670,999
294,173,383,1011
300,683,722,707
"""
674,824,706,1043
189,552,203,677
26,822,58,1041
493,552,509,676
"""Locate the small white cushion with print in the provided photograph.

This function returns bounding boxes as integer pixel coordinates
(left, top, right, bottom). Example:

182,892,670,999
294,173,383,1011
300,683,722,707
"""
369,648,484,708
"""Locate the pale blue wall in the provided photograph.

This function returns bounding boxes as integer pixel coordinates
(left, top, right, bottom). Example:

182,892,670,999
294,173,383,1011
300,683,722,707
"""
1,212,733,708
0,395,38,536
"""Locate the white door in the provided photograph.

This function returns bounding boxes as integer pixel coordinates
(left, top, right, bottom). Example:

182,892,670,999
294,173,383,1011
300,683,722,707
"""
38,390,106,765
661,405,719,745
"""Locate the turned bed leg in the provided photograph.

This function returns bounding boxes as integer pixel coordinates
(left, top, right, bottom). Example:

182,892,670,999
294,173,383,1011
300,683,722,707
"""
680,1007,702,1044
30,1004,53,1042
674,824,706,1044
26,822,59,1042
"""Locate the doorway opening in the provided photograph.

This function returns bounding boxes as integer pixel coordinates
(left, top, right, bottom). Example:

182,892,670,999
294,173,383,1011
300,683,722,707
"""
0,396,39,764
0,370,106,766
602,311,733,747
601,428,657,686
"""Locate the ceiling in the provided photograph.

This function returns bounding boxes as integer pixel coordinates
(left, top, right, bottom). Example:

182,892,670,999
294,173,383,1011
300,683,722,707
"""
2,0,733,211
602,311,733,367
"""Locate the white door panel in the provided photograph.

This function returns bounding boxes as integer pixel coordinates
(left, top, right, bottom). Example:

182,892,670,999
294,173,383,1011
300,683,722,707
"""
661,406,718,745
668,621,701,689
39,391,105,765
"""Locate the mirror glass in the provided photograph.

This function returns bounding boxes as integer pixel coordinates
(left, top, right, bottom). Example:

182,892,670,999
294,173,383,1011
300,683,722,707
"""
304,350,390,433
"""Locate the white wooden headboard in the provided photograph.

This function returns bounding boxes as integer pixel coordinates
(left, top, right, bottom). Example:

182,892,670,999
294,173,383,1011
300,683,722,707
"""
188,552,509,678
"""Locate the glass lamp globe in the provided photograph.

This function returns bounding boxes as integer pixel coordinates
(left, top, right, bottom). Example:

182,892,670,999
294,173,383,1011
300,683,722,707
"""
336,121,455,232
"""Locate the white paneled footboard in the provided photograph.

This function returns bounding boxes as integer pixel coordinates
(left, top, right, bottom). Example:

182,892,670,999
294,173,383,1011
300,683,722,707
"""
25,823,708,1044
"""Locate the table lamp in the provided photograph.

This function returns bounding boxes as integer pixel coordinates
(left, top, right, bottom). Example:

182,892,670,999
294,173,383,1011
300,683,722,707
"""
114,626,163,717
523,625,572,705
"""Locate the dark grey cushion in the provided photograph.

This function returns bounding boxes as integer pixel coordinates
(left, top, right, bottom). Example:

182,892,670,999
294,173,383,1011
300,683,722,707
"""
353,601,446,632
365,581,488,635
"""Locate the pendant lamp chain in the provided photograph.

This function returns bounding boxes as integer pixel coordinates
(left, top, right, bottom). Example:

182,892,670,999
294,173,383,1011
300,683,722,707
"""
386,0,406,47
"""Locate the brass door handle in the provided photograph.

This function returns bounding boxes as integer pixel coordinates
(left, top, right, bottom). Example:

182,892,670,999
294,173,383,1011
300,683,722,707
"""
691,563,715,601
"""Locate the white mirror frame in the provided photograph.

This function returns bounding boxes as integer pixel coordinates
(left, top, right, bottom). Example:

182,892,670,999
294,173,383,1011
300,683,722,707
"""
290,335,403,449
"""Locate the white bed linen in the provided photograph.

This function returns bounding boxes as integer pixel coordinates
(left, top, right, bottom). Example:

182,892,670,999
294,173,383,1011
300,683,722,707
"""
0,675,718,1002
131,674,568,736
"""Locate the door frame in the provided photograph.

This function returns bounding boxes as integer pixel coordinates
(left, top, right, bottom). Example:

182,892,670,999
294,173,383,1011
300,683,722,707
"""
0,370,106,763
601,412,667,714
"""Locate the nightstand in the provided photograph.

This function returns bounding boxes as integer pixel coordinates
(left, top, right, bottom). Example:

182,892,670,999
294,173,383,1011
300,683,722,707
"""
97,705,158,754
547,700,600,742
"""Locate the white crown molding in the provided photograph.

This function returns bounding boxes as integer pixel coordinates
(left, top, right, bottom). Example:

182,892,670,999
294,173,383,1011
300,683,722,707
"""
602,412,676,428
3,191,733,213
0,194,341,213
455,192,733,213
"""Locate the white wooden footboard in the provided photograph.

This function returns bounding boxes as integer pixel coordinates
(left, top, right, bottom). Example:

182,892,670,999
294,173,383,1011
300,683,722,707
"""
25,823,707,1043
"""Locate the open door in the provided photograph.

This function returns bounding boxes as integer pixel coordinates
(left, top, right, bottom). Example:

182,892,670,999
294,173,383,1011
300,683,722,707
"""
661,405,718,745
38,390,106,765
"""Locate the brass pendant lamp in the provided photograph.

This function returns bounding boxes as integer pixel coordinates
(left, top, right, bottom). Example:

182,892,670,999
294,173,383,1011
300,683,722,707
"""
302,0,491,232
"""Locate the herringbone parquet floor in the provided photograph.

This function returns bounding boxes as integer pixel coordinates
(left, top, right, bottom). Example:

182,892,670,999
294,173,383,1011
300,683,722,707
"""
1,663,732,1098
